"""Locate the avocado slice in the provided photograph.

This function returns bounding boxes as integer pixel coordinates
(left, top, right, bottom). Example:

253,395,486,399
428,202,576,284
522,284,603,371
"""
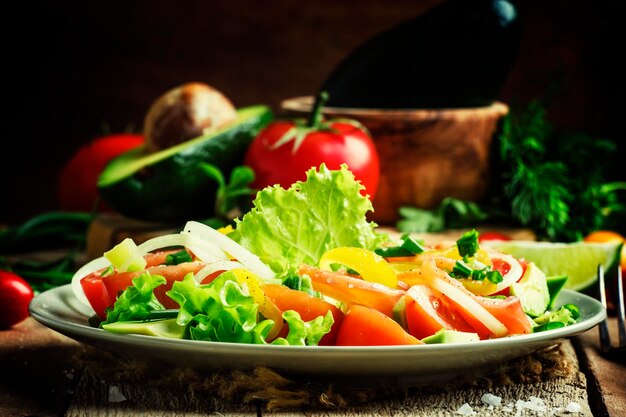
509,262,551,317
102,318,186,339
392,296,408,330
422,329,479,344
98,105,272,222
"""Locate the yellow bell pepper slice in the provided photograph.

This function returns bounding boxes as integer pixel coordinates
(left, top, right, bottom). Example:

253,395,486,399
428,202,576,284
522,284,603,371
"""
230,269,283,340
319,247,398,288
458,278,498,295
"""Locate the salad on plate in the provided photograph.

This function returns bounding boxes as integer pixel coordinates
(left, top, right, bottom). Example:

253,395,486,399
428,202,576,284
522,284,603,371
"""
72,165,580,347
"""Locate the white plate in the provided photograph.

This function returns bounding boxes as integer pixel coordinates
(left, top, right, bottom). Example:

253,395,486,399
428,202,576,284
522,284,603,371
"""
29,285,604,383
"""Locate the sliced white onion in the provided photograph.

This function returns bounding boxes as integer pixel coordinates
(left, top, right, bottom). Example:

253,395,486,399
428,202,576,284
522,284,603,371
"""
136,233,189,254
194,260,245,283
422,260,508,338
182,221,276,281
71,256,111,307
185,234,229,263
491,252,524,293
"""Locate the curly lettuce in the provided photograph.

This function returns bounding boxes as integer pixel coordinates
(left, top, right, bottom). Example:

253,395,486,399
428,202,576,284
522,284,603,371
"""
234,164,386,277
166,271,333,345
103,272,166,324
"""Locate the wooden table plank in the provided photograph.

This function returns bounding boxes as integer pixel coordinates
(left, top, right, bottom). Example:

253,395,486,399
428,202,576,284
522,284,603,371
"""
0,318,82,417
574,318,626,417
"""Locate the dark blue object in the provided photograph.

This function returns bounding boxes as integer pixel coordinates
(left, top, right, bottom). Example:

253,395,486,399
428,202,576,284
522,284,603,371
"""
321,0,522,109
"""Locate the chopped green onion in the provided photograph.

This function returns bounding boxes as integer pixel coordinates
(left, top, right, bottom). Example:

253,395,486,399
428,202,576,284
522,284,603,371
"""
563,303,580,320
374,246,412,258
486,270,503,284
400,234,426,255
484,295,507,299
471,268,487,281
165,250,192,266
456,229,479,258
453,261,472,278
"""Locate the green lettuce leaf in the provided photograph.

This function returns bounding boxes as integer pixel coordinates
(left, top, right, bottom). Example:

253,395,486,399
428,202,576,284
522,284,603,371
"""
271,310,334,346
166,271,271,343
103,272,166,324
166,271,333,345
234,164,386,276
532,304,579,332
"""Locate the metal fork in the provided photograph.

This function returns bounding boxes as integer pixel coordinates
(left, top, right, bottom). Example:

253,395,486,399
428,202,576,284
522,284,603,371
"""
598,264,625,355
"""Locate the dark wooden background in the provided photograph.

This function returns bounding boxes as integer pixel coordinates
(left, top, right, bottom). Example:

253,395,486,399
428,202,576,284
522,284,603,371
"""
3,0,623,224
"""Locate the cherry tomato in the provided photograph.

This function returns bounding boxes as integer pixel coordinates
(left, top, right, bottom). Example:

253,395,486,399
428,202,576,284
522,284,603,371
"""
0,271,35,329
478,232,512,243
58,134,144,211
245,93,380,199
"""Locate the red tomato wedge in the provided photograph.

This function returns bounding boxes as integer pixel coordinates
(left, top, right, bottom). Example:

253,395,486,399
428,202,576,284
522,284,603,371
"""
336,305,422,346
414,260,509,339
300,264,405,317
263,284,344,345
102,262,207,309
404,285,474,339
80,274,113,319
477,296,532,335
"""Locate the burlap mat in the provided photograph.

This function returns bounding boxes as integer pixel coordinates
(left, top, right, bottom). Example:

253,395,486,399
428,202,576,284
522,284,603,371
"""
64,340,592,416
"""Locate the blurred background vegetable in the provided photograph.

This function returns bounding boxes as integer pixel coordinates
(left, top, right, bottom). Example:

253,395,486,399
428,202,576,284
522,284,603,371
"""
398,100,626,242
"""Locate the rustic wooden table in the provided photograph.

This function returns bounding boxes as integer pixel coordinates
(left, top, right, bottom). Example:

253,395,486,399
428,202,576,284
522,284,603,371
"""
0,316,623,417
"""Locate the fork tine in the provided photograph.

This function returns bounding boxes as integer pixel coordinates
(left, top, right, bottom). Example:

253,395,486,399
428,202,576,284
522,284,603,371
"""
617,267,625,347
598,264,612,353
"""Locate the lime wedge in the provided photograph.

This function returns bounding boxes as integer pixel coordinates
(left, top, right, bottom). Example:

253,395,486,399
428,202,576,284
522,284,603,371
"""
484,241,623,291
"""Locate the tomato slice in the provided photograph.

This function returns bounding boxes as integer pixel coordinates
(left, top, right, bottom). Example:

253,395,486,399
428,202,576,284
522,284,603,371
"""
80,274,112,319
263,284,344,345
300,264,405,317
404,285,474,339
102,262,207,309
335,305,422,346
477,296,532,335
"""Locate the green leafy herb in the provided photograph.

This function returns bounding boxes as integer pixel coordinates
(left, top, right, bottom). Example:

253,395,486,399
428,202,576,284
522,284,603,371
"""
397,198,488,233
397,100,626,242
496,101,625,241
200,163,257,227
234,164,386,277
103,272,166,324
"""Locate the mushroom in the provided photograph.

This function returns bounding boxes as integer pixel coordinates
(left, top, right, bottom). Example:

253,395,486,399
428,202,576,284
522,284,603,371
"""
143,82,237,152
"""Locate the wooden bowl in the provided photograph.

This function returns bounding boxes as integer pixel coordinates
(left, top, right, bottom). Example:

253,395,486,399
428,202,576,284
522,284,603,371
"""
281,96,508,225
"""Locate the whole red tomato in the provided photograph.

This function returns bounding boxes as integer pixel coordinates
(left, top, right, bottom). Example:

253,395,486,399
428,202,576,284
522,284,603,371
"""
245,93,380,199
0,271,35,329
58,134,144,211
478,232,512,243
